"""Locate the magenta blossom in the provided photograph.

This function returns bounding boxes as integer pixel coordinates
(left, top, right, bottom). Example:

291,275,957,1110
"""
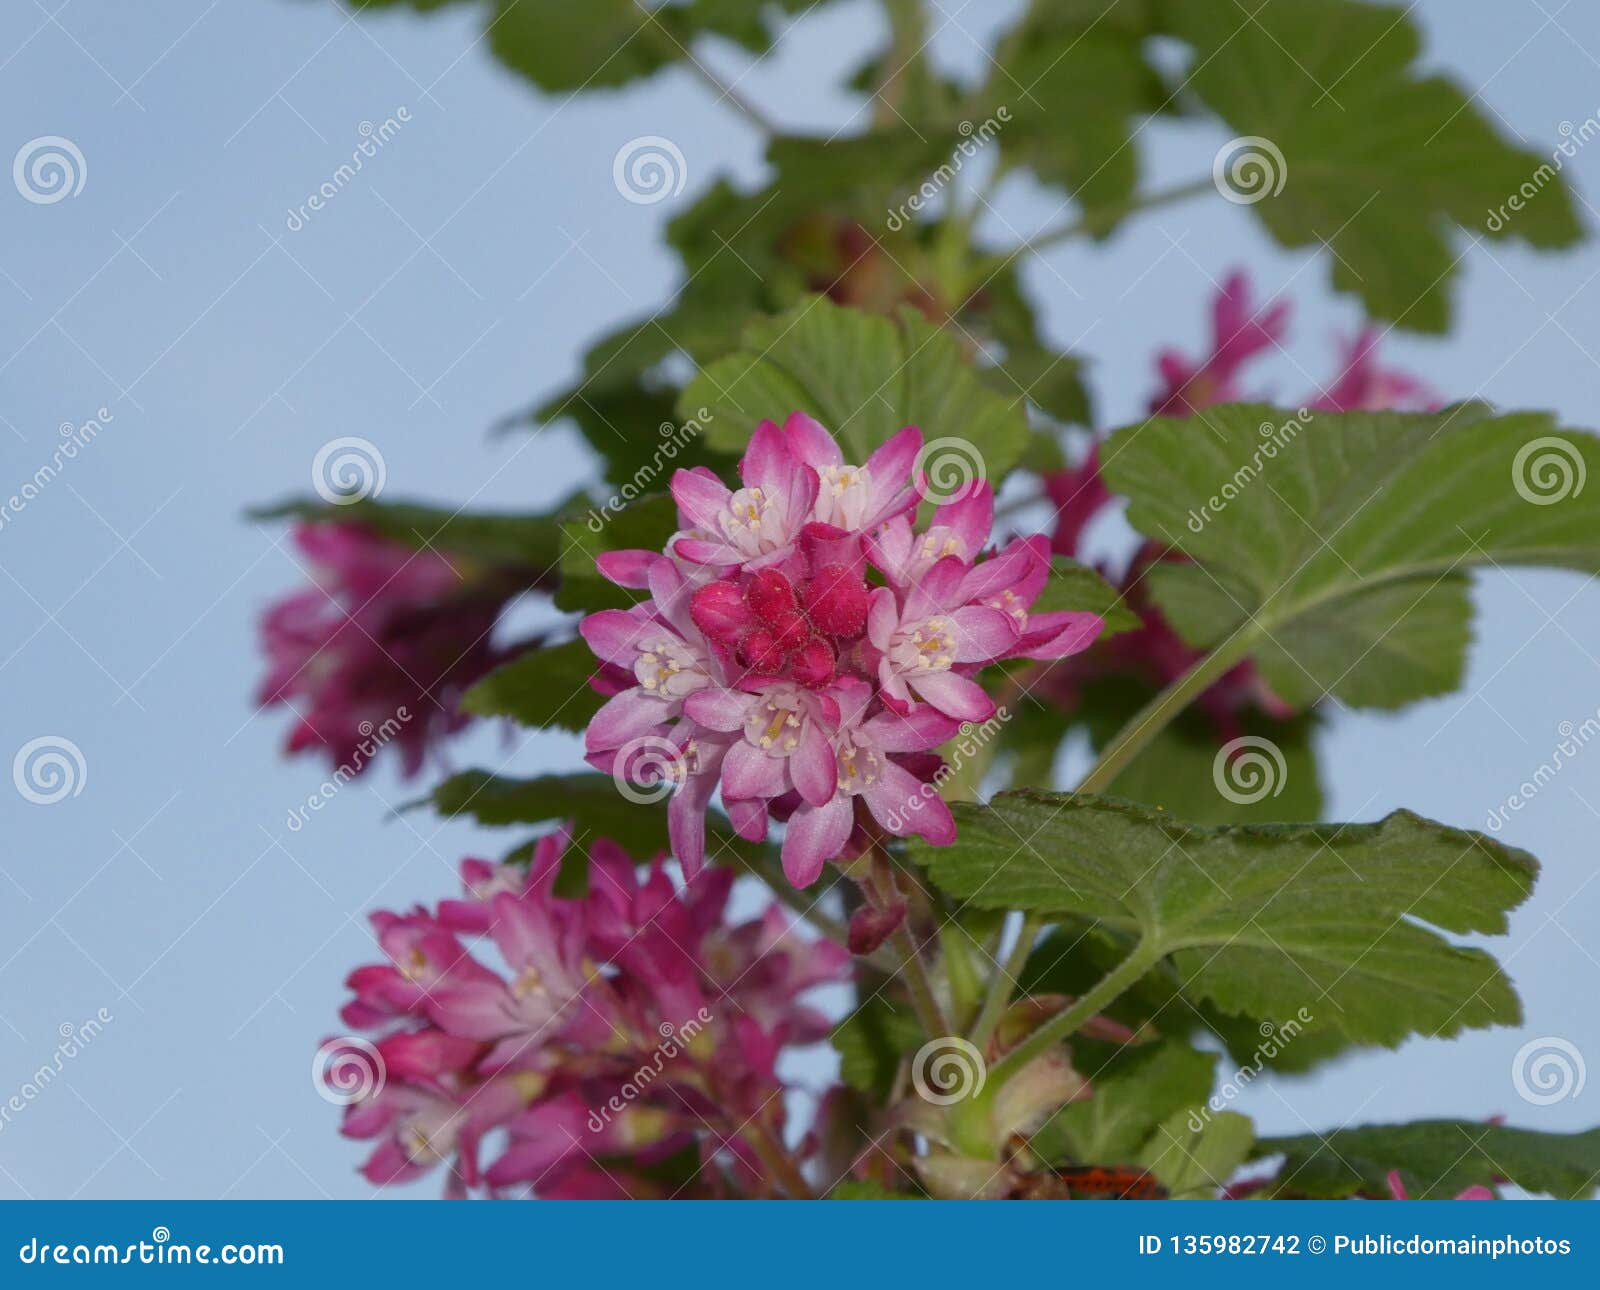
669,419,819,569
1150,270,1290,416
330,831,849,1198
580,417,1103,886
258,522,523,777
1385,1169,1493,1201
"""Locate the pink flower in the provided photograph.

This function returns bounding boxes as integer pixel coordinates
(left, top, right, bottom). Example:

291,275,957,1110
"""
1385,1169,1493,1200
257,522,521,777
329,832,848,1198
1150,270,1290,416
581,418,1102,886
781,412,922,532
1313,329,1442,412
669,420,819,568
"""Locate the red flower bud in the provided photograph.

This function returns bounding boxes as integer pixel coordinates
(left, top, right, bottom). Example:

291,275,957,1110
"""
689,581,750,643
802,563,870,638
737,628,788,674
744,569,799,625
789,635,837,687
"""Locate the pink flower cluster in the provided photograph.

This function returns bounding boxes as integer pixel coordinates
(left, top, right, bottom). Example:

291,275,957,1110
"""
1045,271,1441,742
258,522,518,777
580,414,1104,886
331,831,848,1198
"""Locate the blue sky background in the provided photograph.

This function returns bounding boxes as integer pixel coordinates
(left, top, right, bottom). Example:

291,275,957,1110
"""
1,0,1598,1198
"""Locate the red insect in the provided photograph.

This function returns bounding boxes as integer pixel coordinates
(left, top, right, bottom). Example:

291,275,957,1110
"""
1054,1166,1168,1200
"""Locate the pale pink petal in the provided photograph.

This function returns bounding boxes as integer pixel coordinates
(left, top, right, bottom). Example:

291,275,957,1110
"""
908,669,995,722
727,797,768,842
1017,610,1104,660
790,720,837,808
904,556,966,619
585,688,671,752
781,411,843,471
938,482,994,551
673,535,749,566
867,763,956,844
866,586,899,650
579,609,651,665
722,740,790,800
781,795,853,886
948,605,1021,662
594,549,658,588
861,706,961,753
670,468,731,532
684,688,753,732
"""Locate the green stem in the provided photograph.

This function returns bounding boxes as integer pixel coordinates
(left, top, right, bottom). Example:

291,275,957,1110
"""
869,840,951,1038
891,920,951,1039
968,913,1041,1049
640,18,776,134
987,939,1162,1087
744,1123,816,1199
1076,630,1259,796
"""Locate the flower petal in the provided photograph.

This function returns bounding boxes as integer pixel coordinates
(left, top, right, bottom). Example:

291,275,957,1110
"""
781,795,853,886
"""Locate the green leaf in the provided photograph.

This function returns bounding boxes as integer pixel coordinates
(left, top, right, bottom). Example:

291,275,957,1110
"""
250,495,569,571
1139,1109,1254,1199
1256,1121,1600,1199
1162,0,1582,331
511,312,713,488
1020,923,1357,1074
680,297,1030,482
460,639,602,732
1101,404,1600,709
554,494,678,612
1031,557,1141,638
828,1180,922,1199
917,792,1537,1049
1080,682,1326,825
1036,1039,1216,1166
979,1,1166,223
346,0,833,94
831,1000,923,1100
